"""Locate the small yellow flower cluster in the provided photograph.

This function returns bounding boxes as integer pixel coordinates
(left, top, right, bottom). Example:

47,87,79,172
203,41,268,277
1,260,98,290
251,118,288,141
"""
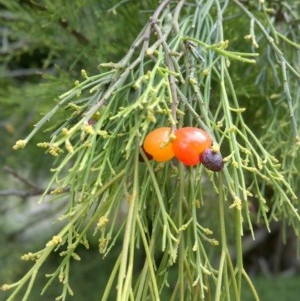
219,40,229,49
65,139,74,153
46,235,63,247
0,284,11,291
209,239,219,246
37,142,64,156
216,120,223,129
80,236,90,249
71,252,81,261
21,252,40,261
229,197,242,211
231,160,239,168
50,187,64,195
178,224,189,232
201,266,212,275
97,130,108,138
81,69,88,79
49,144,64,156
211,143,220,153
66,102,82,114
12,139,27,150
146,48,154,56
82,123,95,135
244,34,259,48
98,238,108,254
202,68,210,76
203,228,213,235
61,127,70,136
97,216,109,229
37,142,49,148
189,78,197,85
147,109,156,123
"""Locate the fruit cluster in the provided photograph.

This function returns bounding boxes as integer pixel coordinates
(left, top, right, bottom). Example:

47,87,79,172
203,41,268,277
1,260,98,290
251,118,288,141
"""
142,127,224,172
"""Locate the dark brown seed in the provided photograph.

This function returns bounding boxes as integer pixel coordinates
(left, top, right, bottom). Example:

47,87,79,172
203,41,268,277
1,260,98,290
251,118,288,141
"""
200,148,224,172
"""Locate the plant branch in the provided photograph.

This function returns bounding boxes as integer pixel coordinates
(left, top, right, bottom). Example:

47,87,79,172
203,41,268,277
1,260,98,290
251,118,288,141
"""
3,166,42,192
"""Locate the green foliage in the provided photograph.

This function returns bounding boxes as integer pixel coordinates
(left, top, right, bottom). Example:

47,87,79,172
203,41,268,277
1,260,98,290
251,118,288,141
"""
1,0,300,300
0,0,149,172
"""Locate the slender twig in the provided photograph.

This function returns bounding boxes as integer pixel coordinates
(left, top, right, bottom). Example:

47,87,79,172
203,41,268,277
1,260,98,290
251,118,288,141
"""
0,166,70,198
4,166,42,191
0,190,43,197
16,0,92,46
0,68,55,78
172,0,186,33
232,0,299,138
58,19,91,46
153,23,179,131
149,0,173,24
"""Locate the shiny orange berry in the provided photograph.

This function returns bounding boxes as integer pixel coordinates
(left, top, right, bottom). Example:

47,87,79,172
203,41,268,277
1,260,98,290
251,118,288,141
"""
143,127,174,162
172,127,212,166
